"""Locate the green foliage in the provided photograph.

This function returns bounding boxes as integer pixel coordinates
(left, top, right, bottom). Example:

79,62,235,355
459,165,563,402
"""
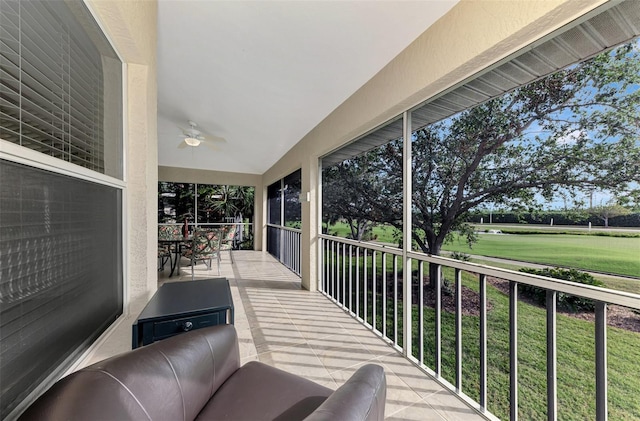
450,251,471,261
158,182,254,223
518,267,605,311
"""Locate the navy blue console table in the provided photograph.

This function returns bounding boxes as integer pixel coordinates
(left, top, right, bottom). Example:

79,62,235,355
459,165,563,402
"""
132,278,234,349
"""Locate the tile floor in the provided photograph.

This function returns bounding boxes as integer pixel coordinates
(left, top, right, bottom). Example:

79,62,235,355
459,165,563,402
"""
82,250,485,420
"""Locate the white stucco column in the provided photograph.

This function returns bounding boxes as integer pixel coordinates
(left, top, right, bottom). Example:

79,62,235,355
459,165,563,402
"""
301,155,319,291
127,63,158,309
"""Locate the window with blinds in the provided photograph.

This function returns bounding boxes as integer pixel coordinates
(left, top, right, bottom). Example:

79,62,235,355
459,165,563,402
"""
0,1,124,418
0,0,123,179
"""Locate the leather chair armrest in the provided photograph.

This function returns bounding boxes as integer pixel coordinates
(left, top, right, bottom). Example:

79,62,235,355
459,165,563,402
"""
303,364,386,421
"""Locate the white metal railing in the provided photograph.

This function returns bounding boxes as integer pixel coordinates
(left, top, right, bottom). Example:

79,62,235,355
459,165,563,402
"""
267,224,301,276
319,234,640,421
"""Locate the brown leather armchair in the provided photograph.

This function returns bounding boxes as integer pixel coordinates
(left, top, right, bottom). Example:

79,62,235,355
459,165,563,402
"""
20,325,386,421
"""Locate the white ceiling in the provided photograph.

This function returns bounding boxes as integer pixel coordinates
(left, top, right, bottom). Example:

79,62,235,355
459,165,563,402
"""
157,0,458,175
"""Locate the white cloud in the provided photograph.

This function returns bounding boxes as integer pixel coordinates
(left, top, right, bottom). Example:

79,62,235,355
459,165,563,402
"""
556,129,585,146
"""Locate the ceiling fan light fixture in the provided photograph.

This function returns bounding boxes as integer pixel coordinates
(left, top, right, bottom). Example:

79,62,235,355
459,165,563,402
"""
184,137,201,147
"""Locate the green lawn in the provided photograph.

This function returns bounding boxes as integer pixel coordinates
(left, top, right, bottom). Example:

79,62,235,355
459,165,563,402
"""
443,234,639,278
325,222,398,244
325,222,639,279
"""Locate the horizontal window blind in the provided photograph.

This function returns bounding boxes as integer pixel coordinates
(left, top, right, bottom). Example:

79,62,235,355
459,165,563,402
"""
0,0,122,179
0,159,123,419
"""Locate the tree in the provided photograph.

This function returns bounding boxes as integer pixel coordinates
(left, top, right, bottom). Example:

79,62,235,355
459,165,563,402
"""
410,42,640,257
590,201,631,227
323,151,400,240
325,42,640,284
158,182,194,223
198,185,254,222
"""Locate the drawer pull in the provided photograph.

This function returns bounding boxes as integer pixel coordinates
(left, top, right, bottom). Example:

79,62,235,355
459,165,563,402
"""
182,321,193,331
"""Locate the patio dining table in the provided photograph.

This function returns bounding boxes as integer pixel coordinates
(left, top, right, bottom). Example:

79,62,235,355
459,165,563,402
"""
159,235,191,277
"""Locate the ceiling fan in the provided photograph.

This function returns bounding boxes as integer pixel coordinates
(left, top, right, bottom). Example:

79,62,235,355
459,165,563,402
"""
177,120,225,149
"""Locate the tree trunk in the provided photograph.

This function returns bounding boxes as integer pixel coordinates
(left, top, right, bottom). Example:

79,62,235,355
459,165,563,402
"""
427,242,442,290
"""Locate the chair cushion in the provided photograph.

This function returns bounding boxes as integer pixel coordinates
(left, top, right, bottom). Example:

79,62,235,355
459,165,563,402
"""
196,361,333,421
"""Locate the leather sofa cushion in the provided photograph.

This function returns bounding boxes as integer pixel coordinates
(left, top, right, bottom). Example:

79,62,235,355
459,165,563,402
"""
20,326,240,421
196,361,332,420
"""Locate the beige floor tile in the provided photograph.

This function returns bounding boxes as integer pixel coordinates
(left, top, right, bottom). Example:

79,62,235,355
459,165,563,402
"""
258,343,335,386
348,328,397,357
376,353,443,399
251,325,307,354
426,390,485,421
238,337,258,360
306,335,376,373
385,400,446,420
291,322,349,342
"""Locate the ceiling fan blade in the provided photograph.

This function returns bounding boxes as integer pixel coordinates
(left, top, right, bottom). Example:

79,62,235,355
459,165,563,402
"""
208,134,226,143
201,141,219,151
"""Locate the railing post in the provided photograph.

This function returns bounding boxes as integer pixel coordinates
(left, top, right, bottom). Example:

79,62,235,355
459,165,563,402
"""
510,281,518,421
331,240,336,299
364,249,368,325
418,261,424,364
349,244,353,313
342,243,346,308
595,302,608,421
455,268,462,393
402,110,412,358
382,253,387,339
547,290,557,421
435,264,441,376
321,238,325,293
480,274,488,410
356,246,360,318
372,251,377,331
393,255,398,347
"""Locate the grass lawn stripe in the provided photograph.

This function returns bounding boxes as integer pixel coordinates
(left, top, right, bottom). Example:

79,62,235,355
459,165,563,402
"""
443,234,640,278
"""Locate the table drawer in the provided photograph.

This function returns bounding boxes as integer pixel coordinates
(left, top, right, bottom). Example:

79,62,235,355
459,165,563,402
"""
153,312,222,340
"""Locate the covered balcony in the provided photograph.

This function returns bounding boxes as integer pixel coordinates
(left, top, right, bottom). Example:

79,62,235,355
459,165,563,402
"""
2,0,639,420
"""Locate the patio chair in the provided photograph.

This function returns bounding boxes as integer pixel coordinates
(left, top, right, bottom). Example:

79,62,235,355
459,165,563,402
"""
220,224,237,263
157,246,172,271
157,225,181,271
182,228,222,280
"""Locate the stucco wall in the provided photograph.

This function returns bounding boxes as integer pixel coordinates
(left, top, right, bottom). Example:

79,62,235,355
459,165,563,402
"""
158,165,261,186
261,0,608,290
87,0,158,309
